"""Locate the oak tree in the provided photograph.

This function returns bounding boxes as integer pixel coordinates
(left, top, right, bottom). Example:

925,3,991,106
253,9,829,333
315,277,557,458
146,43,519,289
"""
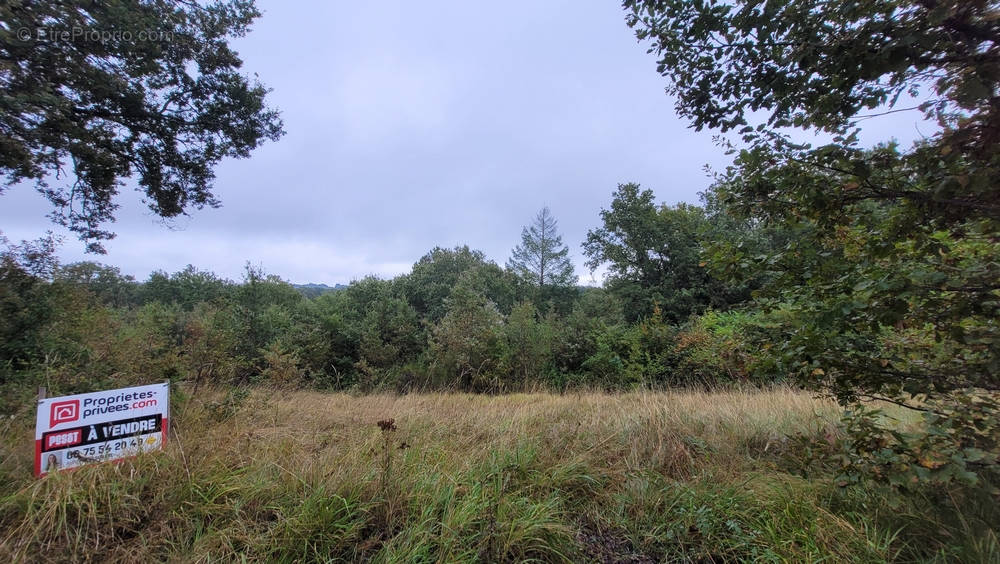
625,0,1000,486
1,1,284,251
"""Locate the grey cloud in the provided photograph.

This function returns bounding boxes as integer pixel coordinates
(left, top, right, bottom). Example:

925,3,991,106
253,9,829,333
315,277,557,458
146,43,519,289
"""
0,0,932,284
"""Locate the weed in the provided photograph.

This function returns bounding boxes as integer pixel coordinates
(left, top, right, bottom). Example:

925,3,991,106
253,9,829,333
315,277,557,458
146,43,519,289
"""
0,387,995,561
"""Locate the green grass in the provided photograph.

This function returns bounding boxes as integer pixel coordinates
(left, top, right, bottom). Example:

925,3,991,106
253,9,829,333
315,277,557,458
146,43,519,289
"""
0,387,996,562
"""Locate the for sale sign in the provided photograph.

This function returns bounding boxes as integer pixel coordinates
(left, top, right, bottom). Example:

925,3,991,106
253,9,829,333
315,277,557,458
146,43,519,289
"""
35,383,169,476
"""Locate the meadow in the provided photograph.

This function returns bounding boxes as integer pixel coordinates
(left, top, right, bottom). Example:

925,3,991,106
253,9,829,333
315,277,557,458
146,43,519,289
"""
4,1,1000,562
1,386,996,562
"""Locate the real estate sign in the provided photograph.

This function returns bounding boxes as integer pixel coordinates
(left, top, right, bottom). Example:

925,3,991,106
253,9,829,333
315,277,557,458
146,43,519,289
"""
35,382,169,476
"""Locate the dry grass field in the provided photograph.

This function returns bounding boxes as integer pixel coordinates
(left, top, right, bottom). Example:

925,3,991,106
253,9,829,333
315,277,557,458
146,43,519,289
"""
0,387,995,562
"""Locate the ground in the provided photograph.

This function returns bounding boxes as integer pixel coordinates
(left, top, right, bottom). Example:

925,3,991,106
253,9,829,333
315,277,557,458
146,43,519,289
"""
0,387,994,562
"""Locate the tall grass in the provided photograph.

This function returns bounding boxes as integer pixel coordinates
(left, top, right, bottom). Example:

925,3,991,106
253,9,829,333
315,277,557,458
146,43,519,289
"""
0,387,994,562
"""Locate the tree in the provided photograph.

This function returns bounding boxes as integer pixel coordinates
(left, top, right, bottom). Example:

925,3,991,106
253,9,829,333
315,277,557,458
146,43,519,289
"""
1,1,284,251
583,183,735,322
549,288,624,387
140,265,232,309
625,0,1000,486
508,207,576,289
348,277,423,387
403,246,517,322
501,302,553,389
55,261,138,308
427,275,505,392
227,264,301,381
0,233,60,369
624,0,997,223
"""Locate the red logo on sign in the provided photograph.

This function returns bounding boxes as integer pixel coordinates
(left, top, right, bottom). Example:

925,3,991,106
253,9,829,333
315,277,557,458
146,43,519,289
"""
50,400,80,426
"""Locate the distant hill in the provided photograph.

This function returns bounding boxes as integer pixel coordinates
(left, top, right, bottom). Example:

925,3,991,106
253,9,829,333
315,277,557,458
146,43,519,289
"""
292,282,346,298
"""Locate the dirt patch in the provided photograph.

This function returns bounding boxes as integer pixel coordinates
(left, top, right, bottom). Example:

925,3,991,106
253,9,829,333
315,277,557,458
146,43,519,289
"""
576,521,655,564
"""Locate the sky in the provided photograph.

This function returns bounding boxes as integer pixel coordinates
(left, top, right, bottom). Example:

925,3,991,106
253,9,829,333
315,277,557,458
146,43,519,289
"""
0,1,935,285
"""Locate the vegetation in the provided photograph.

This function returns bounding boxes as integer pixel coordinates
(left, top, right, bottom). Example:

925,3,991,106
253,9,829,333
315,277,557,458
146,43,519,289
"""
0,232,756,400
1,0,998,561
2,387,998,562
508,207,576,312
0,1,284,250
626,0,1000,491
583,183,755,323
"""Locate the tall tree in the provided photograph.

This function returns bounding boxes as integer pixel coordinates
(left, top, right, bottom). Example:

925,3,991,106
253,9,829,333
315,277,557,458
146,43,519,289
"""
0,1,284,251
508,207,576,289
625,0,1000,486
583,184,736,322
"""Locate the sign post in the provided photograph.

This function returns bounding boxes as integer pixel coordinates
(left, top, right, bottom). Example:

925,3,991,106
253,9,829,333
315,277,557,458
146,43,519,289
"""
34,382,169,476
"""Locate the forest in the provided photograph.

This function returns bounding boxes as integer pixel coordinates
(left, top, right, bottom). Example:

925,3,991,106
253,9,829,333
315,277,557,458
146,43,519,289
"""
1,0,999,561
1,190,769,401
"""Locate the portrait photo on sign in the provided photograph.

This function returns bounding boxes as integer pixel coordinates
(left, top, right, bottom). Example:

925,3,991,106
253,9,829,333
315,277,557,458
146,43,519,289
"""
42,452,62,473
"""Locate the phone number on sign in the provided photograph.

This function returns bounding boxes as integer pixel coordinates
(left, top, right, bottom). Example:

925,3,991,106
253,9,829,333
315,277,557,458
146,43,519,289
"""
67,436,156,459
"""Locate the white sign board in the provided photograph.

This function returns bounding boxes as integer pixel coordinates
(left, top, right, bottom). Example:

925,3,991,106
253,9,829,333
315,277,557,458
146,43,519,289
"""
35,382,169,476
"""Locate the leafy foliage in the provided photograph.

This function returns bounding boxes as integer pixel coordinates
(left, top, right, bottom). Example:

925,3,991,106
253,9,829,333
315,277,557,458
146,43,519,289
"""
0,1,284,250
583,183,746,322
626,0,1000,487
403,246,518,323
0,233,61,370
428,276,505,392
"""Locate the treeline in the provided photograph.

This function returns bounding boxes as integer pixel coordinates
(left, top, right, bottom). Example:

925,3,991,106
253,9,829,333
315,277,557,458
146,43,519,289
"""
0,186,776,409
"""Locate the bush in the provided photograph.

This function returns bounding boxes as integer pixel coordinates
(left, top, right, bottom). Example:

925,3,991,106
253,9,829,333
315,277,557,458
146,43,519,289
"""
672,310,764,385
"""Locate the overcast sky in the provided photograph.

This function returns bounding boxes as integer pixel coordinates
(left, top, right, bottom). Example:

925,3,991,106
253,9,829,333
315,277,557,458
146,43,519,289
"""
0,1,934,285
